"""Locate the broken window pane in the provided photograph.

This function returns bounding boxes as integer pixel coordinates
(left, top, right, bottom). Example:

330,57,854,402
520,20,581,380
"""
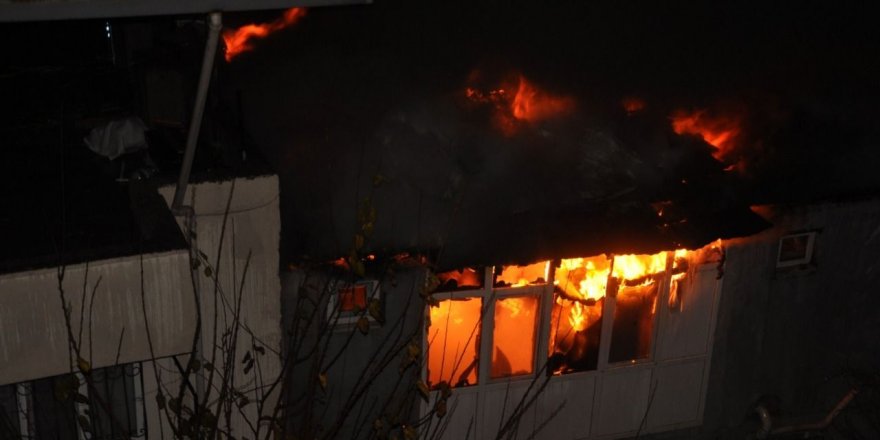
427,298,483,388
549,294,604,374
436,267,484,292
548,256,610,374
491,295,539,379
609,283,659,363
494,261,549,287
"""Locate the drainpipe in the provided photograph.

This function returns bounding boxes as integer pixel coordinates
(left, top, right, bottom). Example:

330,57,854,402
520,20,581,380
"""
171,11,223,215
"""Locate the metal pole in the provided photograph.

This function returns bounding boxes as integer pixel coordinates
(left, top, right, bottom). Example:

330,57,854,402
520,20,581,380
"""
172,11,222,213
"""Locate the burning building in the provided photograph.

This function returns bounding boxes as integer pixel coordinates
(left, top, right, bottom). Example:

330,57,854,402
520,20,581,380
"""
2,1,880,440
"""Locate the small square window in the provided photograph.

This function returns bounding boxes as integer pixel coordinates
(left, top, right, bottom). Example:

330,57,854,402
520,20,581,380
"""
327,280,379,325
776,232,817,268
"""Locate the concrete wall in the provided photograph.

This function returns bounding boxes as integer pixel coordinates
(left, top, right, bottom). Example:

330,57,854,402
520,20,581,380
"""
157,175,283,438
282,266,426,439
0,250,195,386
699,200,880,438
0,174,285,439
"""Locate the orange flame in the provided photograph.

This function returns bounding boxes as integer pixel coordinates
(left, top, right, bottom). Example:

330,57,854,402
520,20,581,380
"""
612,253,668,283
510,76,574,122
555,256,610,301
497,296,524,318
465,75,574,136
671,109,741,163
554,251,683,335
222,8,307,62
568,301,587,331
496,261,550,287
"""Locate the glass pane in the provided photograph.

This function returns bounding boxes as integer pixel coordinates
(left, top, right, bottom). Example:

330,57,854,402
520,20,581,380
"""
606,252,667,363
436,267,484,292
32,375,79,440
90,364,138,440
338,284,368,312
494,261,549,287
549,256,609,374
0,384,21,439
609,283,660,363
491,295,539,378
549,295,604,374
427,298,483,388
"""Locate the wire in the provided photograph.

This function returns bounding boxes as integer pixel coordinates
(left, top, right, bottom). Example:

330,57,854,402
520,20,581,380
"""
190,193,280,217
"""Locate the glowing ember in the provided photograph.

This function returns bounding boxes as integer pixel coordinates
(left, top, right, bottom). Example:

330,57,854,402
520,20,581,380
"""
622,97,646,115
671,109,741,163
222,7,307,62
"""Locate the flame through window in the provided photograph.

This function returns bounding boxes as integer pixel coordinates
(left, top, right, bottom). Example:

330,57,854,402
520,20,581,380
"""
427,249,701,388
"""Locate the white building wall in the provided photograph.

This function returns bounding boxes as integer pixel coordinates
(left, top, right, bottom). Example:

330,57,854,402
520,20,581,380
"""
0,174,283,440
432,261,723,440
0,250,195,386
157,174,283,439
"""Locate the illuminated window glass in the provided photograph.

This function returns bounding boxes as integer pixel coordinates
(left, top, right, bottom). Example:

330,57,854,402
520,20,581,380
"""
427,298,483,388
337,284,367,312
491,295,539,379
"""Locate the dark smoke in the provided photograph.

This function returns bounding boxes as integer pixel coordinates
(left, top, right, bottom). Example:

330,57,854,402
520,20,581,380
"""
221,0,879,267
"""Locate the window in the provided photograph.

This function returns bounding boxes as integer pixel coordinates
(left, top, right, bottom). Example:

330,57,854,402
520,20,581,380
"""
427,298,483,387
326,280,380,326
608,282,659,363
425,265,546,389
491,295,539,378
426,250,686,388
1,363,146,440
549,256,609,374
0,382,26,439
776,231,817,268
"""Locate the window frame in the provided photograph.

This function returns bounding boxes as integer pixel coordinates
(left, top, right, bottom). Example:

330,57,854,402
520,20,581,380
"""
8,362,147,440
424,255,678,390
325,279,381,327
776,231,817,268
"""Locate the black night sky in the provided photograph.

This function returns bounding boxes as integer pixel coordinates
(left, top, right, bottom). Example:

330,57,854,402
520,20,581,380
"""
2,0,880,268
